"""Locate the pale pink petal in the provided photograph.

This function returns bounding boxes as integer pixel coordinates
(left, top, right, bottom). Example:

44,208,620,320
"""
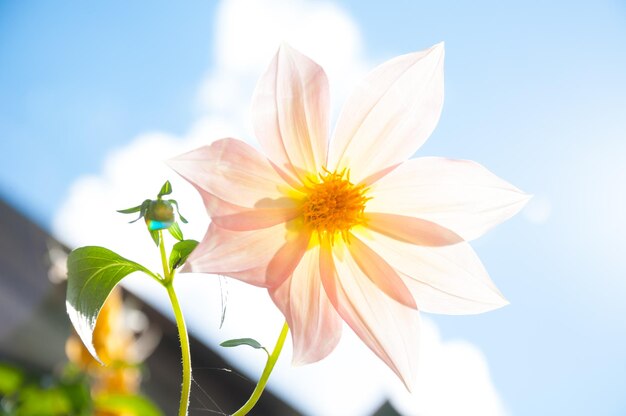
269,245,343,365
211,206,300,231
320,239,420,390
367,157,531,241
252,44,330,181
356,229,509,314
328,43,444,184
265,229,311,287
347,233,416,309
168,138,293,209
365,212,463,246
192,187,297,231
184,222,307,288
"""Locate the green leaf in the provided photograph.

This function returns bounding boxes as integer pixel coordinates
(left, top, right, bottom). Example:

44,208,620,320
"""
66,246,155,363
94,393,163,416
168,222,183,241
220,338,265,350
149,229,160,246
169,239,198,270
157,180,172,198
116,204,142,214
19,386,73,415
119,199,151,223
168,199,188,223
0,363,24,394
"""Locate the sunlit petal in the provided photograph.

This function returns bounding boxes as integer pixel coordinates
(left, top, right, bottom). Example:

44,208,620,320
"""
270,245,343,365
320,239,420,390
252,44,330,181
365,212,463,246
358,229,509,314
266,229,311,287
168,138,292,210
367,157,531,240
190,185,297,231
184,222,305,288
211,205,300,231
347,233,416,309
328,43,444,183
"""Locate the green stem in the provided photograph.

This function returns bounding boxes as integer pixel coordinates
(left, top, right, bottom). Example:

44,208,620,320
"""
158,230,170,282
165,280,192,416
158,230,191,416
232,321,289,416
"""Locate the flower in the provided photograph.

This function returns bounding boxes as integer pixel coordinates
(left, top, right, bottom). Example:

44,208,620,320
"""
168,43,529,389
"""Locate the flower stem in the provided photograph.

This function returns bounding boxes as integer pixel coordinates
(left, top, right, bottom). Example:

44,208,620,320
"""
165,280,192,416
232,321,289,416
158,230,170,282
158,230,191,416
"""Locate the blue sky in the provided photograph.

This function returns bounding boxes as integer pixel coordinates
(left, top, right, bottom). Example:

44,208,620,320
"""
2,1,626,415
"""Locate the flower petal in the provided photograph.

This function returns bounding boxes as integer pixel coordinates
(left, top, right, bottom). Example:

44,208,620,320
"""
367,157,531,241
320,239,420,390
347,233,416,309
357,229,508,314
328,43,444,184
269,245,343,365
184,222,308,288
365,212,463,246
211,205,300,231
191,185,298,231
252,44,330,181
265,228,311,288
168,138,293,209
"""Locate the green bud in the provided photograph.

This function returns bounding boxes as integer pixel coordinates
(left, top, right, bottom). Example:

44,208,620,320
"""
145,200,175,231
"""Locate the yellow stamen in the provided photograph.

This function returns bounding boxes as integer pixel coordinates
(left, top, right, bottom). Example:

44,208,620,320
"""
301,169,369,241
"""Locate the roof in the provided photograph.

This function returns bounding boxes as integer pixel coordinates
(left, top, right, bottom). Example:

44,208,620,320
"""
0,198,301,415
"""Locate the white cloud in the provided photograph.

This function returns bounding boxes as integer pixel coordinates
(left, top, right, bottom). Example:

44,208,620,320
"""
198,0,367,128
54,0,508,414
387,319,508,416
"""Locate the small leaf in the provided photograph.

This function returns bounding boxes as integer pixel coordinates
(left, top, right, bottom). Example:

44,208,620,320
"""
168,199,188,223
94,393,163,416
157,181,172,198
117,204,142,214
220,338,264,350
168,222,184,241
169,239,198,270
128,199,152,223
149,229,160,246
66,246,155,363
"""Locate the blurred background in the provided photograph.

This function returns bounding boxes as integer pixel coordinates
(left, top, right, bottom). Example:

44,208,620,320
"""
1,0,625,415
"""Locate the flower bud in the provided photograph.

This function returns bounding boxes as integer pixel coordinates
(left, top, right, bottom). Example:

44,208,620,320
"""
144,199,174,231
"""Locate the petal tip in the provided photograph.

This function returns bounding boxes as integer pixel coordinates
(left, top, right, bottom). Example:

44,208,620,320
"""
428,41,445,59
402,379,415,393
432,41,445,51
278,42,299,59
514,191,534,214
397,369,416,392
487,293,510,312
290,357,307,367
278,41,290,53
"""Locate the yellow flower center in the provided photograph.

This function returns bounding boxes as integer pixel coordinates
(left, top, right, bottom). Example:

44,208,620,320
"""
301,169,369,239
